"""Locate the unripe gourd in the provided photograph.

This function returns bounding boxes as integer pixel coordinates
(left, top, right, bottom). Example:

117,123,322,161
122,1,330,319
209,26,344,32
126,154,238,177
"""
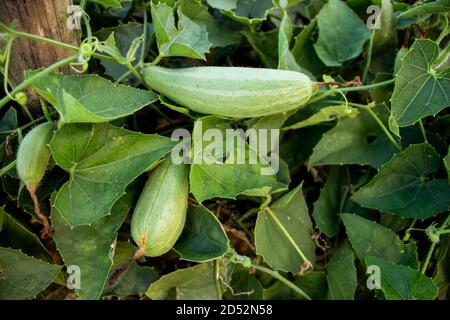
131,159,188,257
16,122,54,238
17,122,54,189
143,65,314,118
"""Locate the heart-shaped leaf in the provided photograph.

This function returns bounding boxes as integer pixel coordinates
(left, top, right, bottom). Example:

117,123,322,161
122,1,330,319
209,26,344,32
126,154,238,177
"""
50,123,175,226
31,73,157,124
341,213,418,268
255,184,315,273
151,2,211,60
0,247,61,300
174,204,230,262
391,39,450,127
365,256,438,300
352,143,450,220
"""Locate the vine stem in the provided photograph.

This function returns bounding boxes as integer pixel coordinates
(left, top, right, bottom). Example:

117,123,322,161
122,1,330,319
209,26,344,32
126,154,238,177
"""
0,114,52,135
321,100,402,151
338,78,395,93
362,30,375,83
126,61,146,85
308,78,395,106
263,207,312,269
0,22,114,61
140,1,148,65
251,264,311,300
214,260,223,300
0,160,16,177
402,218,417,243
418,120,428,143
421,242,437,274
0,55,78,109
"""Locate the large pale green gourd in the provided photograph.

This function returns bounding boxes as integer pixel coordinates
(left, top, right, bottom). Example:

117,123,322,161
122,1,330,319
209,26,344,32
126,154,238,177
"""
143,65,314,118
131,159,189,257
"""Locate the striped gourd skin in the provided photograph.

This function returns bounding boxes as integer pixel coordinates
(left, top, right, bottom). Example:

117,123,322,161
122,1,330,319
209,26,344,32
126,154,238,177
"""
16,122,54,188
143,66,314,118
131,159,188,257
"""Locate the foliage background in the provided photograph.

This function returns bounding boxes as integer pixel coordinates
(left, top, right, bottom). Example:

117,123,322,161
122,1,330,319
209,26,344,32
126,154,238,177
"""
0,0,449,300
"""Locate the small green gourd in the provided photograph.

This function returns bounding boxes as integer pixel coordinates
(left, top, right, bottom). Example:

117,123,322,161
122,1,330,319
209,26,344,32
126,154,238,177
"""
16,122,54,238
131,159,189,257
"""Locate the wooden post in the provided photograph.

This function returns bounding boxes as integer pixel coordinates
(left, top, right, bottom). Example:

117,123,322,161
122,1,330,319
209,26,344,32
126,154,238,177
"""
0,0,80,88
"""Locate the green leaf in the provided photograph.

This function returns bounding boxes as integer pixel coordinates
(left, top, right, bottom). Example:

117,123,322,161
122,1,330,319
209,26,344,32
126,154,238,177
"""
341,213,418,268
365,256,438,300
0,107,17,142
50,123,174,226
444,147,450,182
278,12,312,78
391,39,450,127
313,0,370,66
90,0,122,8
221,0,274,27
292,19,326,77
280,125,331,169
52,191,135,299
223,264,264,300
146,262,219,300
255,184,315,273
97,32,125,64
398,0,450,18
283,105,358,130
174,204,230,262
309,106,397,169
243,29,278,68
326,241,357,300
206,0,237,10
0,207,52,263
104,242,159,297
151,2,212,60
352,143,450,220
370,0,397,74
189,117,286,202
312,167,345,237
30,73,157,124
0,247,61,299
263,271,327,300
96,22,153,82
177,0,241,47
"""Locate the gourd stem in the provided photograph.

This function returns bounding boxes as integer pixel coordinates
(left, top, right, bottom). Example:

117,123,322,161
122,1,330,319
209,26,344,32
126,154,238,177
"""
107,248,144,290
0,55,78,110
263,207,312,270
339,78,395,92
27,185,54,239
